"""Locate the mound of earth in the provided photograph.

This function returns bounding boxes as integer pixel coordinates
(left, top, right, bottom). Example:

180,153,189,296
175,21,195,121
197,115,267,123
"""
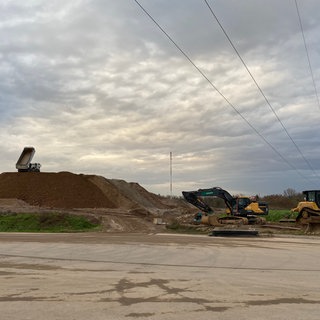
0,172,194,232
0,172,172,210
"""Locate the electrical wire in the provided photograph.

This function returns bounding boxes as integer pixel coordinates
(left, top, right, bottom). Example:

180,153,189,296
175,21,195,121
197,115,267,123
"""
133,0,316,185
204,0,319,180
294,0,320,111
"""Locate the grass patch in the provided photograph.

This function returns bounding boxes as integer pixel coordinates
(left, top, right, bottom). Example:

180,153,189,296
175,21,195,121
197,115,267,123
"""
266,209,297,222
0,212,101,232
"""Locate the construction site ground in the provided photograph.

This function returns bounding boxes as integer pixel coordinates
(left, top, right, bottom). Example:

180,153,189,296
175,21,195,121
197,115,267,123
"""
0,171,308,235
0,171,193,234
1,232,320,320
1,171,319,319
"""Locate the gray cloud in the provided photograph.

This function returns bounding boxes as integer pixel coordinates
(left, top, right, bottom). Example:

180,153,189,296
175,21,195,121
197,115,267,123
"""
1,0,319,197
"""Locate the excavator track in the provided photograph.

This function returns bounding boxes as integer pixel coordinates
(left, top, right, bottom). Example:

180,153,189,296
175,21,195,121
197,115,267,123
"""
218,216,249,225
296,208,320,225
200,215,248,226
296,209,320,234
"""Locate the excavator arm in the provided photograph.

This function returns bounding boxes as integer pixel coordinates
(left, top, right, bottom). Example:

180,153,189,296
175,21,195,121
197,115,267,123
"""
182,187,236,214
182,191,214,214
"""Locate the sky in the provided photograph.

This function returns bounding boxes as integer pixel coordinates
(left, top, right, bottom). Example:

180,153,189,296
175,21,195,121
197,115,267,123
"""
1,0,320,197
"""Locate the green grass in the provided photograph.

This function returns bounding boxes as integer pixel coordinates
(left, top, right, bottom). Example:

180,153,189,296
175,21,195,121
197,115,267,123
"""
266,209,298,222
0,212,101,232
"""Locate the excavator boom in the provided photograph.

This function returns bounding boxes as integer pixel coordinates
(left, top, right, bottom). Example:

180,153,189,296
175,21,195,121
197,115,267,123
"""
182,191,213,214
182,187,235,214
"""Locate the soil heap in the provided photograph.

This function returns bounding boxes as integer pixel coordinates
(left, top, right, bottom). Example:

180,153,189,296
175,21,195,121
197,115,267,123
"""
0,172,170,211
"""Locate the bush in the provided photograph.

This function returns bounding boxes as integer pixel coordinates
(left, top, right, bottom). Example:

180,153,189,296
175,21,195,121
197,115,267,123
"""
260,192,303,209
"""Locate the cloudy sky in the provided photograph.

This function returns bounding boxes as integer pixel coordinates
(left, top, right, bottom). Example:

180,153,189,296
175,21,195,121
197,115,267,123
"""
1,0,319,197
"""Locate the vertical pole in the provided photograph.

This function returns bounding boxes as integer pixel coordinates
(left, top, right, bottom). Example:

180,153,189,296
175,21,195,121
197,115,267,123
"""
170,151,173,198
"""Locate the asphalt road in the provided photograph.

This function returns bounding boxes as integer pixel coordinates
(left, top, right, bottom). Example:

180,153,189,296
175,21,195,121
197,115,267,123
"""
0,232,320,320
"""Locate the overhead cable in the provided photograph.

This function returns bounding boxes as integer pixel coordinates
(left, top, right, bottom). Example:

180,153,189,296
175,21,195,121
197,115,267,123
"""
294,0,320,111
133,0,316,185
204,0,319,180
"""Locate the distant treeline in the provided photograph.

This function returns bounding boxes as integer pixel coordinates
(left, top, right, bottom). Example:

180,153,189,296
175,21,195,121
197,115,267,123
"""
260,188,304,209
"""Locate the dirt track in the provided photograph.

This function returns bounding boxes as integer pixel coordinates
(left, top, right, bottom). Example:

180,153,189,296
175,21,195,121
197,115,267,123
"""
1,232,320,320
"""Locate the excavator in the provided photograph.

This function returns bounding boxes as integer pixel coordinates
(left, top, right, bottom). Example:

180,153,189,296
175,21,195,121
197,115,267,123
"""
182,187,268,226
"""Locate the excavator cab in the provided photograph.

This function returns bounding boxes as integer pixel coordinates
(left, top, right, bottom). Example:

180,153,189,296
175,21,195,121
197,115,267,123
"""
234,197,252,214
226,196,268,216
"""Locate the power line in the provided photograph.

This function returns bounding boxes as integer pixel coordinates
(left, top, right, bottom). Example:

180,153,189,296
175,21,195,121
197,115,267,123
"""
294,0,320,111
133,0,316,185
204,0,319,180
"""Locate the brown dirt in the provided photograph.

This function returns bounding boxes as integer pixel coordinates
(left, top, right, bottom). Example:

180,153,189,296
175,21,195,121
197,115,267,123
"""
0,172,171,210
0,171,191,232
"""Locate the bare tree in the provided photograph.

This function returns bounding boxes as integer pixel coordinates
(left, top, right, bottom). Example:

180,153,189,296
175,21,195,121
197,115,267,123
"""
283,188,297,198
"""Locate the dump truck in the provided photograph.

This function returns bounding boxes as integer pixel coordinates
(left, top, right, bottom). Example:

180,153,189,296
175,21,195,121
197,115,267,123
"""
16,147,41,172
182,187,268,226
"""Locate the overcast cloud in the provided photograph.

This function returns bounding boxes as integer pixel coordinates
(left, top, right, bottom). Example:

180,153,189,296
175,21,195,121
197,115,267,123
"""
1,0,319,196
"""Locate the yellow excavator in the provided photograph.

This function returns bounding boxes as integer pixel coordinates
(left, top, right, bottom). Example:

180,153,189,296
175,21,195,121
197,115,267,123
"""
182,187,268,226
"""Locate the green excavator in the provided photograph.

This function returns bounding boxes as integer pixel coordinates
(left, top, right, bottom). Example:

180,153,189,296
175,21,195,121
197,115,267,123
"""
182,187,268,226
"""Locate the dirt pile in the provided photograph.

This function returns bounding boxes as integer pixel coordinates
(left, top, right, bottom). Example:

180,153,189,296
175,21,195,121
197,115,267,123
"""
0,172,171,211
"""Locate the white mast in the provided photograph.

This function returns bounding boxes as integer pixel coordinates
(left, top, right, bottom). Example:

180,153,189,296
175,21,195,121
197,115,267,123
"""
170,151,173,198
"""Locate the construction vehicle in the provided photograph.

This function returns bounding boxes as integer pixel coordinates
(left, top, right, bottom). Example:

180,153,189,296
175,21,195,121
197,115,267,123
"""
16,147,41,172
292,190,320,226
182,187,268,226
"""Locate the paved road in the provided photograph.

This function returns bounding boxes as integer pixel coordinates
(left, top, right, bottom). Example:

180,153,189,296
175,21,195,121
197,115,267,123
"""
0,232,320,319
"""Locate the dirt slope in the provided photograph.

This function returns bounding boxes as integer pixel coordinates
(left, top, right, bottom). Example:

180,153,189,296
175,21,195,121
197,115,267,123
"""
0,171,192,232
0,172,172,210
